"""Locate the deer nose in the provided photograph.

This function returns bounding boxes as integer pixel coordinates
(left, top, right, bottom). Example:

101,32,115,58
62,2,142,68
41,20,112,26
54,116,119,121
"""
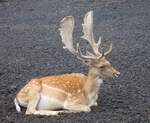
116,71,120,75
115,71,120,77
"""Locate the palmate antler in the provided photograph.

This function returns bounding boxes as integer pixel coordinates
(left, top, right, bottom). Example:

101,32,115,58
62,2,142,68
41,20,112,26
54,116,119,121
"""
81,11,102,56
59,11,112,64
81,11,113,57
59,16,96,62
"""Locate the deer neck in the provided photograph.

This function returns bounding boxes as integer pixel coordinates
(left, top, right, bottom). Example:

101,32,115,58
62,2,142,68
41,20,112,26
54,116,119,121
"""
84,67,103,105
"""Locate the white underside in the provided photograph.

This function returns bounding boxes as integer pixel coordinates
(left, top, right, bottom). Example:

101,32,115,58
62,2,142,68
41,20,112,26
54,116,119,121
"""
37,94,64,110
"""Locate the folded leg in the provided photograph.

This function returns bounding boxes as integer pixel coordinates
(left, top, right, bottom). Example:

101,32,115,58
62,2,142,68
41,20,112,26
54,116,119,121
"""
64,102,91,112
33,110,72,116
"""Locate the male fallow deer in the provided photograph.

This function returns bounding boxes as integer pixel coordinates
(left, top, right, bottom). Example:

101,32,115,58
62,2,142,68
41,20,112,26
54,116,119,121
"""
14,11,120,115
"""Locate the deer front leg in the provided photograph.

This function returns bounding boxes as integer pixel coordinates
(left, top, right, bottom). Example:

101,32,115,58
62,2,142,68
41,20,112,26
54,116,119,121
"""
93,94,98,106
64,102,91,112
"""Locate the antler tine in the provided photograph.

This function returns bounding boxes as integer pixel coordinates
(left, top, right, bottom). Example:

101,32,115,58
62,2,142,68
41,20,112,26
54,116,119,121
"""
59,16,96,63
86,51,95,57
81,11,101,56
104,43,112,56
76,43,96,61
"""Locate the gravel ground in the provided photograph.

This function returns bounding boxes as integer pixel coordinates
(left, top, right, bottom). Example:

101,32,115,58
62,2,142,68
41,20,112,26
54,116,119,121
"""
0,0,150,123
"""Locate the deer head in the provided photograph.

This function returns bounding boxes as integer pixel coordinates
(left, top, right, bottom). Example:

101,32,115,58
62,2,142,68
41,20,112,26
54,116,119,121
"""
59,11,120,79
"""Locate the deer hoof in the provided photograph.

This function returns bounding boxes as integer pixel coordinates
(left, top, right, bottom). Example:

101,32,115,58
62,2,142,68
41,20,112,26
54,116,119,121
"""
84,107,91,112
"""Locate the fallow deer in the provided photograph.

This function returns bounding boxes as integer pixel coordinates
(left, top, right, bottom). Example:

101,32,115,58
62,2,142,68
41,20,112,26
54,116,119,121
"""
14,11,120,116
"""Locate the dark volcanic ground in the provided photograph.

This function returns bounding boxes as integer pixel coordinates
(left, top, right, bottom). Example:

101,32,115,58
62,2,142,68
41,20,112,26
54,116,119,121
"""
0,0,150,123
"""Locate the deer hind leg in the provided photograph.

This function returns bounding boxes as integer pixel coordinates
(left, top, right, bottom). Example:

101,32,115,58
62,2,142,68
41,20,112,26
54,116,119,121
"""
14,79,41,113
26,95,71,116
14,95,28,112
15,85,29,112
25,90,68,116
25,79,43,115
23,79,70,116
34,105,90,116
33,110,73,116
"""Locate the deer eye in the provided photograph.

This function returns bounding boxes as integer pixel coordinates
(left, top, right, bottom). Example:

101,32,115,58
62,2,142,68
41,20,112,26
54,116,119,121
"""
99,65,105,69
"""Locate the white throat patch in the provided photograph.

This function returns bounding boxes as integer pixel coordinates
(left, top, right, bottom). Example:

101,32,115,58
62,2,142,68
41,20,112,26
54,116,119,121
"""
96,78,103,87
88,78,103,107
